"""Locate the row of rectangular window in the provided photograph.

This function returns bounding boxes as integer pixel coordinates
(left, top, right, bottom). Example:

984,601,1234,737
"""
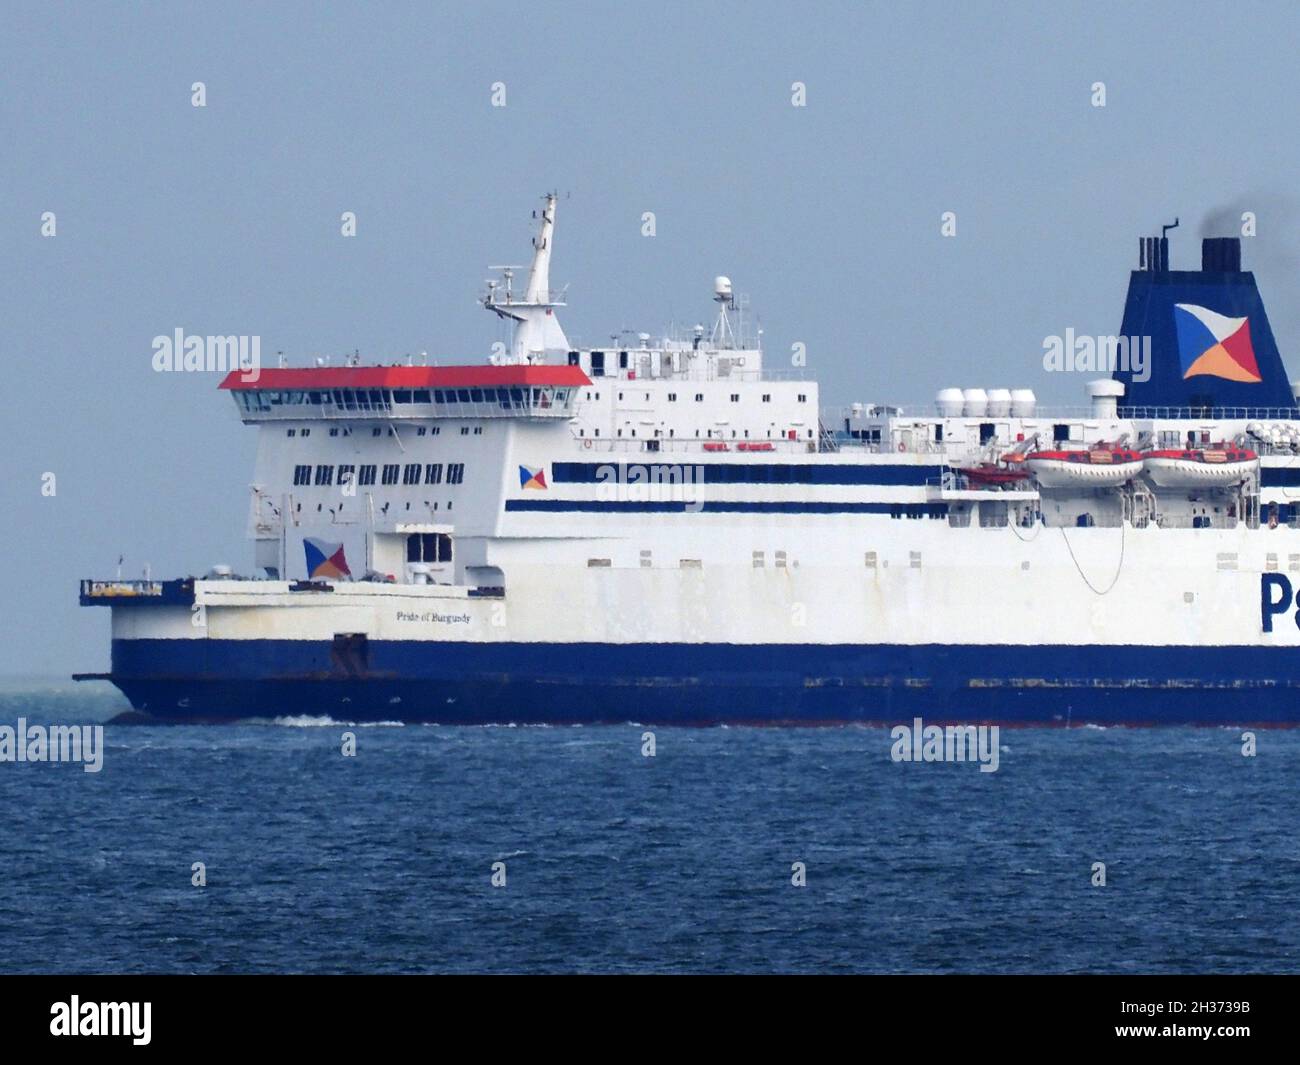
292,463,466,487
597,392,807,403
241,388,569,413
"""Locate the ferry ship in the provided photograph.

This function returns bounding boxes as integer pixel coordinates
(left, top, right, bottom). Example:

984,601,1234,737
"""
76,197,1300,725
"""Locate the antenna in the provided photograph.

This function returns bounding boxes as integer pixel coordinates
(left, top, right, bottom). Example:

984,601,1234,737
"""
480,194,569,361
711,276,736,348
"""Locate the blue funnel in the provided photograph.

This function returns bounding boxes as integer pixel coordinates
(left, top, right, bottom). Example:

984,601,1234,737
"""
1112,235,1296,413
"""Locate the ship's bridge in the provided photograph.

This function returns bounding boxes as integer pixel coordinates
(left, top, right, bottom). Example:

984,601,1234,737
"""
219,364,589,422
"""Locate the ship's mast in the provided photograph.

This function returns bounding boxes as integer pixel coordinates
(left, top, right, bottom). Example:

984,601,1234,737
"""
482,193,569,363
524,193,557,305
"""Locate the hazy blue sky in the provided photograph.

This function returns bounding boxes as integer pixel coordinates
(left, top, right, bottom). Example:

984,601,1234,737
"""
5,1,1300,674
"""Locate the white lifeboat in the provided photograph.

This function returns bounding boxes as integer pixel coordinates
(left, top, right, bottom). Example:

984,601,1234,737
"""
1024,446,1144,487
1142,446,1259,488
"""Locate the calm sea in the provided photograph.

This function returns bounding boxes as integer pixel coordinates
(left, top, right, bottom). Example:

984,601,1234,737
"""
1,678,1297,974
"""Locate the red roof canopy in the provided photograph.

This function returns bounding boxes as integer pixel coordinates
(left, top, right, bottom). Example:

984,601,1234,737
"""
219,364,591,391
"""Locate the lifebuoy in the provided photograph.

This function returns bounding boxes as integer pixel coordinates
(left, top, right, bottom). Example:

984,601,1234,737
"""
583,438,592,449
897,442,905,452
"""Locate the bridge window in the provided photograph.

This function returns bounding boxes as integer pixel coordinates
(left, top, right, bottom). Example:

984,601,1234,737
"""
357,465,376,486
447,463,465,485
314,464,334,486
338,465,355,488
425,463,443,484
293,464,311,486
381,464,400,486
402,463,421,485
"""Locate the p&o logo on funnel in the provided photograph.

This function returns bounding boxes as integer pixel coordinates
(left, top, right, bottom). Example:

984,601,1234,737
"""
1174,303,1262,382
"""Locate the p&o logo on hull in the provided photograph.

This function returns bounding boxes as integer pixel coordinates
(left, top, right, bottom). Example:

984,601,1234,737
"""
1261,573,1300,632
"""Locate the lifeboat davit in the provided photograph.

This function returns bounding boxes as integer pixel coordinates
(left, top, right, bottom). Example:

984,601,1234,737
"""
1142,446,1259,488
1024,446,1143,487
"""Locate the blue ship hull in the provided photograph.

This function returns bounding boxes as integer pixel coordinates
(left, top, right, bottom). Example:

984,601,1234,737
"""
100,638,1300,726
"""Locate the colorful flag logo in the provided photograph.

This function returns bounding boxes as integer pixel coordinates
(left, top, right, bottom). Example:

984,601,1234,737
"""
1174,303,1262,382
519,465,548,490
304,537,350,579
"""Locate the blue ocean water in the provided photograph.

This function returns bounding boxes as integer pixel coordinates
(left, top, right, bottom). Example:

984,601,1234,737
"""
1,678,1297,974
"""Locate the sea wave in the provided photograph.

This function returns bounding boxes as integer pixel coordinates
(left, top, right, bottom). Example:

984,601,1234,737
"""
248,715,406,728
